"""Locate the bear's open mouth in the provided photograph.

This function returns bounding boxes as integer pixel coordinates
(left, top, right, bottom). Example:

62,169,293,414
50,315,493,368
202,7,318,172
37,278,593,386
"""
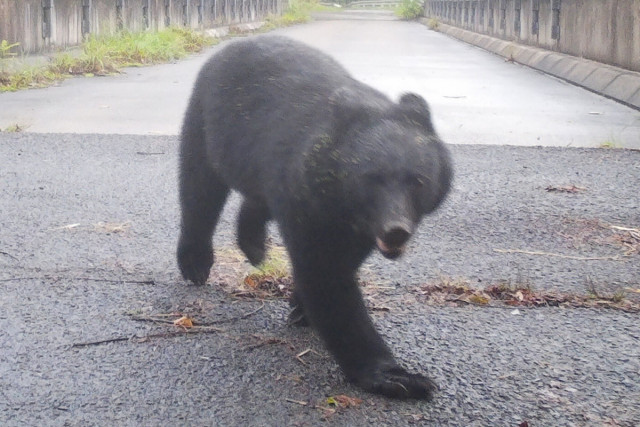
376,237,406,260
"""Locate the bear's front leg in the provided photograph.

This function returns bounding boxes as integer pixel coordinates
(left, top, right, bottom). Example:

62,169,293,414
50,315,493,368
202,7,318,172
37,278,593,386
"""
177,109,230,285
290,253,437,400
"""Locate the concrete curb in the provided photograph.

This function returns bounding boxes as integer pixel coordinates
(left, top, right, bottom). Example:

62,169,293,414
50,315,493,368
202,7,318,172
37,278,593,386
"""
421,20,640,110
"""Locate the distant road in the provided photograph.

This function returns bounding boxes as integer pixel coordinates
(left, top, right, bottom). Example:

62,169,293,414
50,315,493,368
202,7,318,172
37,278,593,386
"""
0,10,638,148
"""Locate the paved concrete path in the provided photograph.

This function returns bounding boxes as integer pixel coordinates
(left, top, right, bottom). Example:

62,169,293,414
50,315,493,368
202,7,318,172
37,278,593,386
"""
1,10,639,148
431,21,640,110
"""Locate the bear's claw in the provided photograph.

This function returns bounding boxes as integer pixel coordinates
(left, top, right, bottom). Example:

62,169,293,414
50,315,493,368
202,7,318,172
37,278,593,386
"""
356,365,437,400
177,241,213,285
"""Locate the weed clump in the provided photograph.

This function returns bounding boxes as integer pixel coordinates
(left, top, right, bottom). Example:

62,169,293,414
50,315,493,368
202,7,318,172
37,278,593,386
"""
395,0,424,20
262,0,321,30
1,28,214,92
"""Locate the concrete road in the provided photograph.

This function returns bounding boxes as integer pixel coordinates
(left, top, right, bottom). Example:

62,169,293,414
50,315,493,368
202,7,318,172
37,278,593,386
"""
1,10,639,147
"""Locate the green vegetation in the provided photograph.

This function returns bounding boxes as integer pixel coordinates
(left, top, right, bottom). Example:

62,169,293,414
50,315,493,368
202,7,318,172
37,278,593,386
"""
1,0,327,93
250,246,290,280
62,27,214,71
263,0,321,30
395,0,424,20
599,140,621,149
240,246,293,299
0,40,19,59
1,28,215,92
2,124,24,132
0,65,62,92
586,282,627,304
427,17,439,29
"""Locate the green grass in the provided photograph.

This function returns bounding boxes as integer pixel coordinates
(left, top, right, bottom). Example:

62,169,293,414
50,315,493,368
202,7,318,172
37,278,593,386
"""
250,246,290,279
262,0,321,30
0,65,63,91
2,124,24,132
1,28,215,92
1,0,324,93
0,40,20,59
599,140,621,149
395,0,424,20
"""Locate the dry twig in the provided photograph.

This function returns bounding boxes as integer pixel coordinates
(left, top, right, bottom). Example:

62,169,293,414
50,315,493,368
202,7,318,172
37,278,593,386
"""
494,248,620,261
71,328,222,348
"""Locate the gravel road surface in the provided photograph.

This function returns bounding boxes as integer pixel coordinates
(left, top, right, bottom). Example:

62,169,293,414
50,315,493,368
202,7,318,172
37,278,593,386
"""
1,133,638,426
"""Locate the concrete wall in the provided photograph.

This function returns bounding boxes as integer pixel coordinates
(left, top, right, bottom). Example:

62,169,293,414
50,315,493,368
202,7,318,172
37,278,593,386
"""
0,0,282,54
424,0,640,72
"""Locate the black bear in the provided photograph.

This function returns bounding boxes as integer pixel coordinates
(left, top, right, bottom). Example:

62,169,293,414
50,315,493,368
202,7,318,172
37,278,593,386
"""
178,35,452,400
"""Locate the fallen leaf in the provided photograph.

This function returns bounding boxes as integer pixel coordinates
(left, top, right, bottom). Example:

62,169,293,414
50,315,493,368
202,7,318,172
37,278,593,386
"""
173,316,193,328
469,294,490,305
545,185,586,193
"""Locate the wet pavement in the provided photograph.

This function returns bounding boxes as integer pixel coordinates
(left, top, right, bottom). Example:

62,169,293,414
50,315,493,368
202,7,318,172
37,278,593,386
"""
1,10,639,427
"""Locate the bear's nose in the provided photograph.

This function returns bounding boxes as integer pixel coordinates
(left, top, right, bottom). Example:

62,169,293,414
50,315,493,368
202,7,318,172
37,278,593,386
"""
382,225,411,248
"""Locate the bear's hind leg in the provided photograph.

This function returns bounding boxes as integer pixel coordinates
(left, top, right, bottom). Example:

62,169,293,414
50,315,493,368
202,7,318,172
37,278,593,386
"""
237,198,270,266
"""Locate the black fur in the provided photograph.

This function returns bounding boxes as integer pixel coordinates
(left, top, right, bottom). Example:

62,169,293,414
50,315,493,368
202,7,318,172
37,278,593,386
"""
178,35,452,400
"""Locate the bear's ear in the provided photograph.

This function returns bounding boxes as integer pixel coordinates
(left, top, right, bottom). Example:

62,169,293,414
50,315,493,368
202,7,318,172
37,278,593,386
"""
397,93,434,132
329,87,376,137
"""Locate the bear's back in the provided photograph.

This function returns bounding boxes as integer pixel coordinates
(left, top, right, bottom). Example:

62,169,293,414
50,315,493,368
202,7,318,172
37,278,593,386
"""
199,36,351,101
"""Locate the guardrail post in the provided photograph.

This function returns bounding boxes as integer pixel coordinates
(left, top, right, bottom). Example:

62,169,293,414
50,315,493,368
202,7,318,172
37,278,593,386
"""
143,0,150,29
42,0,53,39
488,0,494,29
514,0,521,35
551,0,561,40
531,0,539,36
116,0,124,30
165,0,171,27
82,0,91,37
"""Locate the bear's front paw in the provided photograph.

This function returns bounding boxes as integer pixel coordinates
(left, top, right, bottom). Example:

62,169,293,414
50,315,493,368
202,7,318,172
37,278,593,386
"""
177,240,213,285
356,365,437,400
288,304,309,327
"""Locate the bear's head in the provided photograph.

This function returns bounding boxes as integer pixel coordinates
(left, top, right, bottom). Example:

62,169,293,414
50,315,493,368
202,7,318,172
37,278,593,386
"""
321,88,452,259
